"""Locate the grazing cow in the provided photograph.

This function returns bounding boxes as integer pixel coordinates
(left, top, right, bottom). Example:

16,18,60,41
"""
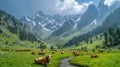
52,51,56,54
53,49,57,52
38,50,45,55
91,54,99,58
51,49,57,54
31,51,36,55
61,50,65,54
73,51,76,54
73,51,80,56
35,55,51,65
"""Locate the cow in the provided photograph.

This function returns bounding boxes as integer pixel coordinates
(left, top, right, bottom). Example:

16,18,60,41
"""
38,50,45,55
53,49,57,52
35,55,51,65
61,50,65,54
91,54,99,58
52,51,56,54
51,49,57,54
31,51,36,55
73,51,80,56
72,51,76,55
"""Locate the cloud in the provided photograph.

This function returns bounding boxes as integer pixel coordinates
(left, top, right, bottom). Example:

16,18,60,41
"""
0,0,94,18
55,0,93,15
104,0,118,7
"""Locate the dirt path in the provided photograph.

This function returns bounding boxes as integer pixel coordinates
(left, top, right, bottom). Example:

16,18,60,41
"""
60,58,78,67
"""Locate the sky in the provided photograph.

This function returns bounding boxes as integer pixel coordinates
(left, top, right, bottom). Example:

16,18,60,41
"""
0,0,117,19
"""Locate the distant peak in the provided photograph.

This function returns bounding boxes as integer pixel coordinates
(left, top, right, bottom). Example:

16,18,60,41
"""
37,10,44,15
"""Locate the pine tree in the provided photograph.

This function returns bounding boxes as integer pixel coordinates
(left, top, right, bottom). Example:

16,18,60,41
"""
40,43,46,49
109,35,114,46
90,38,93,44
103,32,108,45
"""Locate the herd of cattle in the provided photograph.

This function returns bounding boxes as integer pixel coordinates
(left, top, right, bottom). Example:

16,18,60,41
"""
1,48,112,65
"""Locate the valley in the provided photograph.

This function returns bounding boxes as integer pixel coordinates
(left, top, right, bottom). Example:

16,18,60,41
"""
0,0,120,67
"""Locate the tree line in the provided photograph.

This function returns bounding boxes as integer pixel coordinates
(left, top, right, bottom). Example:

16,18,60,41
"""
103,28,120,47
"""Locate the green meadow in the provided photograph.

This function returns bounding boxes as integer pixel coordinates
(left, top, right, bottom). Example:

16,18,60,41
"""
70,50,120,67
0,49,72,67
0,48,120,67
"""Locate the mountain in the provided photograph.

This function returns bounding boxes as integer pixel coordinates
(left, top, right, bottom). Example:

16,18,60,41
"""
0,10,44,42
64,6,120,47
77,4,99,30
20,11,68,39
51,20,75,37
97,0,120,24
20,0,120,45
20,11,82,39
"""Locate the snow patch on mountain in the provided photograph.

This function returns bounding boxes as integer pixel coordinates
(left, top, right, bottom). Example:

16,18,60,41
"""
32,21,36,26
75,17,81,22
90,19,97,25
74,23,77,29
25,17,30,21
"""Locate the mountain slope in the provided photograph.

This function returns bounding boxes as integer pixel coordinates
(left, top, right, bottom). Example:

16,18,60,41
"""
51,1,120,45
0,10,38,42
0,9,46,48
51,20,75,36
64,6,120,47
77,4,99,29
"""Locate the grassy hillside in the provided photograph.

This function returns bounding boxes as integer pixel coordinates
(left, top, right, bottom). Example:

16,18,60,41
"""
0,26,40,49
0,9,39,42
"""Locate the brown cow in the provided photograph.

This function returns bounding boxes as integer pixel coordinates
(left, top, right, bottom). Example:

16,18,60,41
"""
52,51,56,54
38,50,45,55
31,51,36,55
73,51,80,56
61,50,65,54
91,54,99,58
53,49,57,52
51,49,57,54
35,55,51,65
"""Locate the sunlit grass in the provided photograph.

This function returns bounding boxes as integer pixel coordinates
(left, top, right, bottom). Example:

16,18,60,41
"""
70,51,120,67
